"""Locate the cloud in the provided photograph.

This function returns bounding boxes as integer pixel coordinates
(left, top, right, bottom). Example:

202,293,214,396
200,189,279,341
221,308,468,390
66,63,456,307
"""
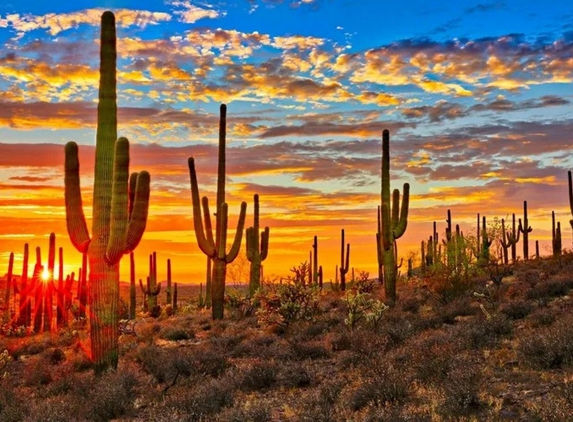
169,1,223,23
0,9,171,36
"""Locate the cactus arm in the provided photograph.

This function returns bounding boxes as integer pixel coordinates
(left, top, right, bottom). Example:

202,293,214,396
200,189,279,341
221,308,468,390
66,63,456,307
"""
124,170,150,252
128,172,138,217
201,196,216,253
260,227,269,261
106,137,130,264
188,157,216,257
225,201,247,263
139,277,147,294
64,142,91,253
393,183,410,238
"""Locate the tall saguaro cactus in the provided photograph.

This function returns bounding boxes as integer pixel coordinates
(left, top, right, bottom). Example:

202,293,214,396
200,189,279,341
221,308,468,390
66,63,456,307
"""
339,229,350,291
519,200,532,261
2,252,14,323
246,194,269,296
64,11,150,373
377,130,409,306
188,104,247,320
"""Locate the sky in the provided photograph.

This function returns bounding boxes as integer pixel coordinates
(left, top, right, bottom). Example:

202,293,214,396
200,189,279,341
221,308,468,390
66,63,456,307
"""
0,0,573,285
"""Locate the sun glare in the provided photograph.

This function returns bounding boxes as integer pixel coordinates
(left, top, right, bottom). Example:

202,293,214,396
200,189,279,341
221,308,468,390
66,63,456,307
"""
41,269,50,283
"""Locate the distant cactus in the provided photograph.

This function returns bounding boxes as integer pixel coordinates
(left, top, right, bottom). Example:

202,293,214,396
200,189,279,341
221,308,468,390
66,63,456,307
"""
518,201,532,261
377,130,409,306
246,194,269,296
500,218,510,265
43,232,55,332
17,243,31,327
2,252,14,323
505,213,520,263
139,252,161,317
568,171,573,230
32,246,43,333
479,216,492,263
339,229,350,291
63,11,150,372
188,104,247,320
311,236,318,286
205,256,212,309
552,211,562,257
166,258,172,306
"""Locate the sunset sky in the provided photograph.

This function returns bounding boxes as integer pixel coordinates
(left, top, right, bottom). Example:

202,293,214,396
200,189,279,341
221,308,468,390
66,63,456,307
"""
1,0,572,285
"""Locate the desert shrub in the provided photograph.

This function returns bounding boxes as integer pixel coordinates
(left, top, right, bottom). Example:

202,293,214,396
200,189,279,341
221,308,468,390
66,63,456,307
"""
297,377,346,422
278,362,311,388
136,345,189,384
160,378,234,420
526,379,573,421
236,360,278,392
216,402,272,422
438,364,482,417
0,322,33,337
345,364,410,411
529,307,557,327
0,383,28,421
518,318,573,369
500,300,534,320
159,326,194,341
256,279,321,328
291,340,330,361
225,291,256,320
400,296,421,313
455,314,512,350
435,296,476,324
189,346,228,378
82,366,139,421
526,274,573,302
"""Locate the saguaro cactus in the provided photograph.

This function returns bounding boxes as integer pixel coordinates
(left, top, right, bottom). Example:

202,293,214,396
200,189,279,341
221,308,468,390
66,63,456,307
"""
64,11,150,373
32,246,43,333
166,258,172,306
377,130,409,306
139,252,161,317
519,201,532,261
312,236,319,285
505,213,520,263
2,252,14,323
552,211,562,257
568,171,573,231
129,252,136,320
339,229,350,291
188,104,247,320
246,194,269,296
17,243,31,327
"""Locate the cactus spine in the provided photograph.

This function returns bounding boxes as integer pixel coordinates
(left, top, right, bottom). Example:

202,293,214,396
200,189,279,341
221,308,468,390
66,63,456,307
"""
518,200,532,261
377,130,409,306
188,104,247,320
246,194,269,296
339,229,350,291
64,12,150,372
552,211,562,257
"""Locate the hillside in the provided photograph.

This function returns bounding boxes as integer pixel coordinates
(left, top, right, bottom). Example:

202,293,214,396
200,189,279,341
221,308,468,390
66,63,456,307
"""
1,254,573,421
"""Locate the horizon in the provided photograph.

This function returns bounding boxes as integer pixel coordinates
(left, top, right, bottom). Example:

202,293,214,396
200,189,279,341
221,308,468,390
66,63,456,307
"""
0,1,572,284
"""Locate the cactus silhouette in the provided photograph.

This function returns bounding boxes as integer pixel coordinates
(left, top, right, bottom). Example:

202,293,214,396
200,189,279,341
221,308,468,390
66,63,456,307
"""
377,130,409,306
552,211,562,257
518,200,532,261
339,229,350,291
139,252,161,317
188,104,247,320
2,252,14,323
63,11,150,373
129,252,136,320
246,194,269,296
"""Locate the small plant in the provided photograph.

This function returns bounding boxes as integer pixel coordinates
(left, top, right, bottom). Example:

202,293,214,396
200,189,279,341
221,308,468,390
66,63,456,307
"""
255,277,321,328
225,290,256,320
0,350,11,379
118,319,137,336
0,322,33,337
344,291,388,332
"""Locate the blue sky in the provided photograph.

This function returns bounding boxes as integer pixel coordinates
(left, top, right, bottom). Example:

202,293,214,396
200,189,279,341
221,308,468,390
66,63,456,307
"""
0,0,572,281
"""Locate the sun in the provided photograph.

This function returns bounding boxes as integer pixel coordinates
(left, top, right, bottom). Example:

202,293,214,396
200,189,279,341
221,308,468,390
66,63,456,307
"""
41,269,50,283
